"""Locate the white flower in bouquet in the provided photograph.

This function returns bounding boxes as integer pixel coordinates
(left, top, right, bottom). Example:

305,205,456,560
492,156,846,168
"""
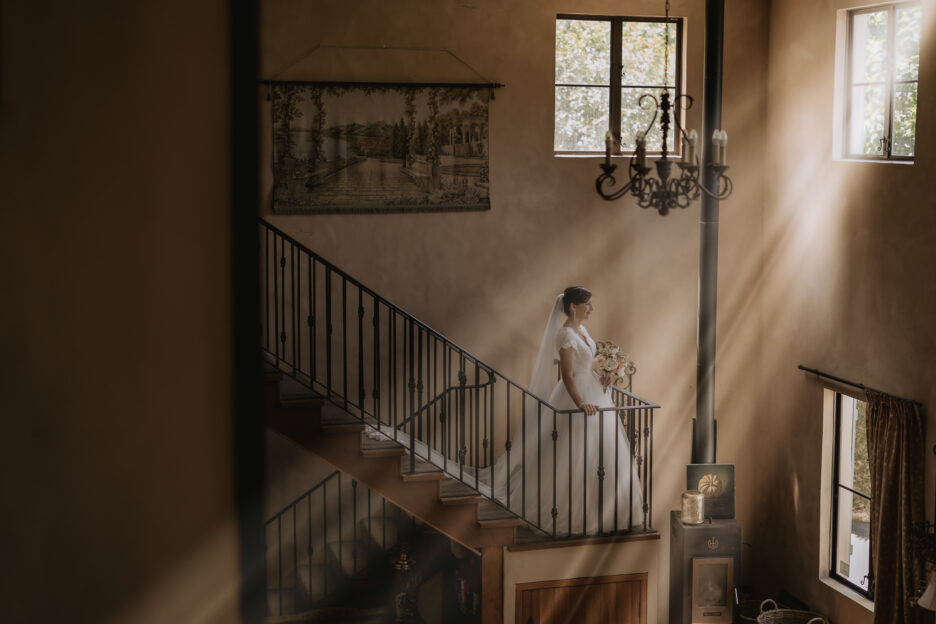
593,341,630,389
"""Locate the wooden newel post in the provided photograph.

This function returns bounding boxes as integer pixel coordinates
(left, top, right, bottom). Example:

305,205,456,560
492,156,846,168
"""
481,546,504,624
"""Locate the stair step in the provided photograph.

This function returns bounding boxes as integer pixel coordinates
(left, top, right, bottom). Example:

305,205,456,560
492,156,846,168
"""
476,500,523,528
359,432,406,457
440,494,486,505
438,477,478,497
438,477,485,505
399,456,442,482
320,410,364,433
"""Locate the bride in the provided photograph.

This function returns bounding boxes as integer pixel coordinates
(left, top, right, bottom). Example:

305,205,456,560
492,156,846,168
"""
493,286,645,536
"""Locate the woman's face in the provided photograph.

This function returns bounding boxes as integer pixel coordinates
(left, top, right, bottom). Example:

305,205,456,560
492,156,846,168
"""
572,298,593,321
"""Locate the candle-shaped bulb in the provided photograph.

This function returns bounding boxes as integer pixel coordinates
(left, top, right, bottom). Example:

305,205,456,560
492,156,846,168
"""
605,130,612,166
635,131,646,168
688,129,698,164
720,130,727,166
712,129,724,166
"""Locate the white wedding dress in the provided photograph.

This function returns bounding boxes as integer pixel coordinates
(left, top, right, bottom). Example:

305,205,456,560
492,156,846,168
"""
492,297,645,537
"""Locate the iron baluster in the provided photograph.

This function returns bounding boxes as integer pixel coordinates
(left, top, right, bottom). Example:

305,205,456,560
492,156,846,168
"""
408,319,416,474
273,235,280,363
630,409,637,531
279,239,286,362
358,290,364,410
458,356,466,482
308,256,314,384
342,278,348,409
582,406,587,538
568,412,573,538
489,372,495,491
647,407,653,531
521,392,526,521
474,364,480,488
505,384,511,511
372,297,380,424
552,410,558,537
291,244,297,377
325,267,332,399
537,402,542,527
417,328,423,454
598,411,605,535
615,406,620,533
265,228,270,354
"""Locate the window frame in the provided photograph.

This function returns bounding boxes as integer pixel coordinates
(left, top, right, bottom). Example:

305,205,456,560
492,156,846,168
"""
843,1,920,161
554,14,684,156
830,392,875,600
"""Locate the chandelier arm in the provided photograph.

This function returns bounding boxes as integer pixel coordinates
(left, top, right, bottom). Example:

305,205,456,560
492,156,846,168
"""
596,162,640,201
670,94,694,140
695,169,733,200
637,93,660,140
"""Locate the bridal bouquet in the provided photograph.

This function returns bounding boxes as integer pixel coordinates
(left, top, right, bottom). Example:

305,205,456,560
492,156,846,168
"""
593,341,631,390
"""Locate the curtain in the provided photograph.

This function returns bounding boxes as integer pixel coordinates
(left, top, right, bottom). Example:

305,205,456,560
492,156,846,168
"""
866,389,930,624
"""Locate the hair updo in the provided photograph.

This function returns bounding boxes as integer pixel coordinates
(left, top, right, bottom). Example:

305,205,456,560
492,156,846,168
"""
562,286,592,315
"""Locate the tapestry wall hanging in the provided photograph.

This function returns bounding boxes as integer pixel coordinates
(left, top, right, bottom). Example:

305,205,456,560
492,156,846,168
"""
271,83,491,213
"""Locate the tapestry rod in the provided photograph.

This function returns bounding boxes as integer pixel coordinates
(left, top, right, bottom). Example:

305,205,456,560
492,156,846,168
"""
797,364,923,407
259,79,504,89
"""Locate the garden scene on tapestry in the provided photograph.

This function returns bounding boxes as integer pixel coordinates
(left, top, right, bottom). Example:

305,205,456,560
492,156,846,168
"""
272,84,490,213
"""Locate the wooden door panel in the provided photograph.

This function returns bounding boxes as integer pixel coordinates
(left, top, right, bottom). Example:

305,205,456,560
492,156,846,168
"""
516,573,646,624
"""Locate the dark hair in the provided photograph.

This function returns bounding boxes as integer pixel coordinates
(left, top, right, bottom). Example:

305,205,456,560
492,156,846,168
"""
562,286,592,315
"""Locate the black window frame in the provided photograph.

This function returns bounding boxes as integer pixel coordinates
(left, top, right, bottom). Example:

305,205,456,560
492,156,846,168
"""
830,392,875,600
843,1,920,161
554,14,684,156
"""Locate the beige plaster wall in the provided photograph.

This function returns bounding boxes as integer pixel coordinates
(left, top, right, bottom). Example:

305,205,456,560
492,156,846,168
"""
260,0,770,619
0,2,241,622
758,0,936,621
504,540,662,623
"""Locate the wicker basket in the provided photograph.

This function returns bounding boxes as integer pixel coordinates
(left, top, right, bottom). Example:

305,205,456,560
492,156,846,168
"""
756,599,828,624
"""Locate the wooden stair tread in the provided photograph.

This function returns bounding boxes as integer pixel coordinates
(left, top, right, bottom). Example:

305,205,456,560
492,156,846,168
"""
439,494,486,505
398,455,443,481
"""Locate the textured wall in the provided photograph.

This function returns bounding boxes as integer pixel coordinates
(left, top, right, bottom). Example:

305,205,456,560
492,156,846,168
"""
757,0,936,621
0,2,240,622
260,1,769,621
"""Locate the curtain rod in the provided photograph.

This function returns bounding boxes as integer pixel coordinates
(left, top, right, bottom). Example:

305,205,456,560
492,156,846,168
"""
797,365,923,407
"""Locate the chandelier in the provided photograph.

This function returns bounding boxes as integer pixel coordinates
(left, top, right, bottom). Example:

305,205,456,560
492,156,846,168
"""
595,1,733,215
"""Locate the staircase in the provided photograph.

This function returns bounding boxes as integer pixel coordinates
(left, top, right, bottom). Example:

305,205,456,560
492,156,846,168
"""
265,466,410,621
259,219,660,623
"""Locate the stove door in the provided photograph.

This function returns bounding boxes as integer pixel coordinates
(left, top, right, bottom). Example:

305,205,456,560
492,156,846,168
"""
691,557,733,624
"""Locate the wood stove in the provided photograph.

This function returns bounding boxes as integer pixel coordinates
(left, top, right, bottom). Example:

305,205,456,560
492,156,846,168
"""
669,511,741,624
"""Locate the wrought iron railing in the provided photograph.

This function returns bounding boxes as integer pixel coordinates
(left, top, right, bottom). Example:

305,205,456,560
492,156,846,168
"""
260,218,658,538
265,470,411,616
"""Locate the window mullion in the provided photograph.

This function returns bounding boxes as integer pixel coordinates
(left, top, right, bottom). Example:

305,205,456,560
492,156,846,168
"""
884,4,897,158
831,393,843,575
610,18,623,149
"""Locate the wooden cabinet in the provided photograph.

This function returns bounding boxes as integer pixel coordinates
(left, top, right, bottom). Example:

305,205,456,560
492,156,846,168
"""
516,573,647,624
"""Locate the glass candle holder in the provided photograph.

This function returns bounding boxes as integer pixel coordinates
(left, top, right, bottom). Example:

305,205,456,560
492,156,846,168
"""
681,490,705,524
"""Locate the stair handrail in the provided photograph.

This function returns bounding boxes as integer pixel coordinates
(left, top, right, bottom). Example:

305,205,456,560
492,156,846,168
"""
259,219,659,414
